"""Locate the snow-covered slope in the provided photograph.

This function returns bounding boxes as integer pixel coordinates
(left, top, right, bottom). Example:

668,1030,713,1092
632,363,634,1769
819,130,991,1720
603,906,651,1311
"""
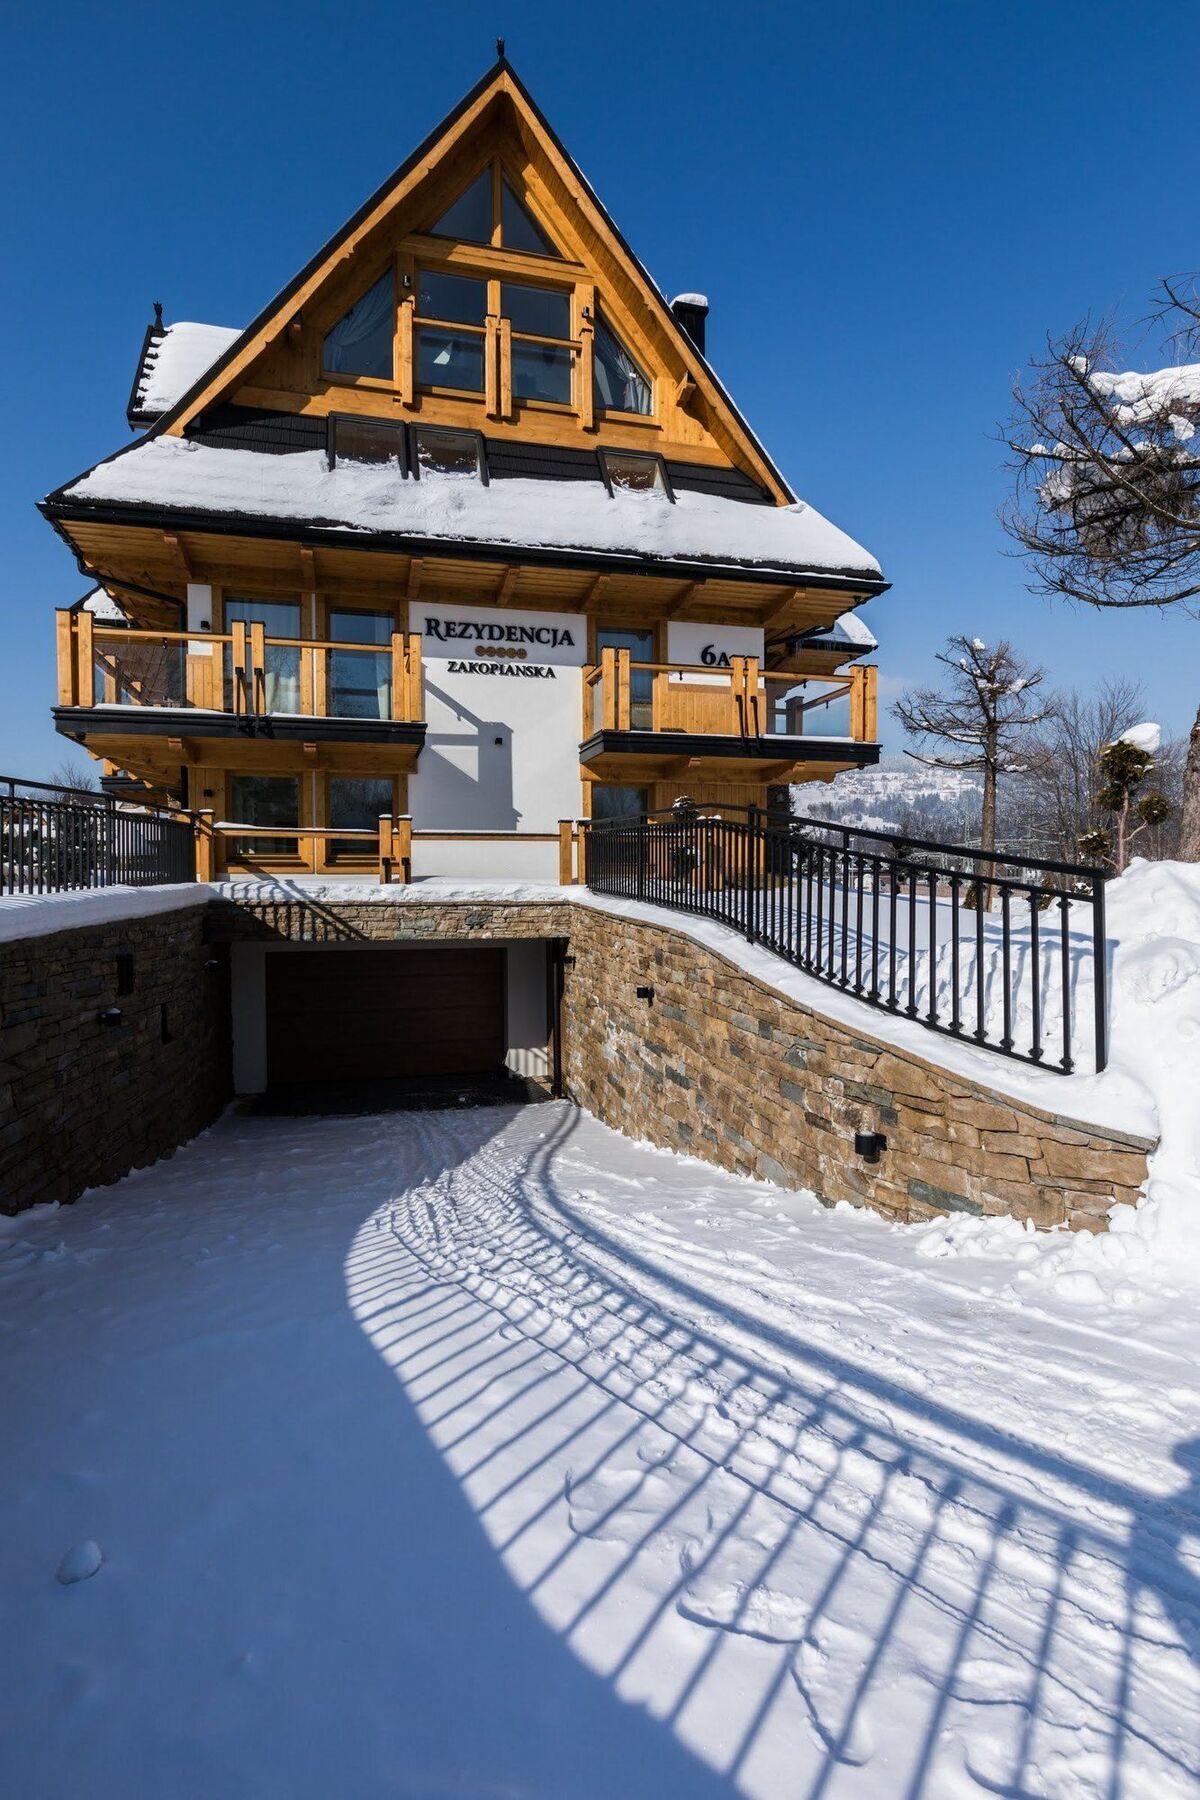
794,758,982,835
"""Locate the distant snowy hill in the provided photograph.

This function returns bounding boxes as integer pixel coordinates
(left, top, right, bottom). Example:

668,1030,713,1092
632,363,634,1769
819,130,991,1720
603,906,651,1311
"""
792,758,982,836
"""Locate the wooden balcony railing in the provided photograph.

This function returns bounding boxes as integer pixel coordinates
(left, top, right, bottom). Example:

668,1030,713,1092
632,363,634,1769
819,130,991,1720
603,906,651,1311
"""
55,612,424,724
582,651,878,742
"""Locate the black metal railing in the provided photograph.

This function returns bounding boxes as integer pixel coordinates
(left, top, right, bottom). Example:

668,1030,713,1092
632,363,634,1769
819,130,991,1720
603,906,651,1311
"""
1,775,195,895
584,805,1110,1074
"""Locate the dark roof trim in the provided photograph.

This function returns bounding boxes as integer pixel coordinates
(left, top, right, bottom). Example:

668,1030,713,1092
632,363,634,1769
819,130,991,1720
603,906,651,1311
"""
126,317,167,429
580,730,881,767
39,493,889,595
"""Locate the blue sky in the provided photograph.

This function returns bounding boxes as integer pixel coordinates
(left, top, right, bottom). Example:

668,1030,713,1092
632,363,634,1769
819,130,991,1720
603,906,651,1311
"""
3,0,1197,777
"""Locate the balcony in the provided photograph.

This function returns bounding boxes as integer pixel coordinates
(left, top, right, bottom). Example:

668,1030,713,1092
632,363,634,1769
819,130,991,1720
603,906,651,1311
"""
54,611,426,775
580,649,879,783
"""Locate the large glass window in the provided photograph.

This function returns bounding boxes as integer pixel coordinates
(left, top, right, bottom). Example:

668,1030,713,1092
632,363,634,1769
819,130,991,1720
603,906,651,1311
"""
503,281,573,405
329,609,392,720
322,271,394,379
328,776,394,860
594,311,652,415
501,179,557,255
591,785,649,823
229,774,299,858
223,597,301,712
429,168,492,243
416,270,487,394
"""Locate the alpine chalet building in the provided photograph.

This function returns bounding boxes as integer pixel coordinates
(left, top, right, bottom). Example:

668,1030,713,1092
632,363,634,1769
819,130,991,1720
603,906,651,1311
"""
42,57,886,880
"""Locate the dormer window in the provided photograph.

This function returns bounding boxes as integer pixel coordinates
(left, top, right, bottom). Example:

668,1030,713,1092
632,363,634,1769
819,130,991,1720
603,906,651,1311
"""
594,311,651,416
411,425,488,482
600,449,672,498
429,164,560,257
328,414,407,470
322,270,394,379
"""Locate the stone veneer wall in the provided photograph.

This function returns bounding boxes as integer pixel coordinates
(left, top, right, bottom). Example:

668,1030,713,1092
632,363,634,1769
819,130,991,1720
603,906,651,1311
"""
210,895,1153,1230
0,903,231,1214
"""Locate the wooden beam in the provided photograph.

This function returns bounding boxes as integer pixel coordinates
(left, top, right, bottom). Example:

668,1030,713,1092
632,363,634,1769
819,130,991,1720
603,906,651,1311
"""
494,566,521,606
663,580,702,619
760,587,803,629
164,534,194,579
406,557,424,602
582,573,610,614
299,547,317,590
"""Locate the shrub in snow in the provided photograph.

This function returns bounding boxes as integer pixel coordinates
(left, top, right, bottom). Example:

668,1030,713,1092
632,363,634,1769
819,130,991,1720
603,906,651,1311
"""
1079,737,1172,872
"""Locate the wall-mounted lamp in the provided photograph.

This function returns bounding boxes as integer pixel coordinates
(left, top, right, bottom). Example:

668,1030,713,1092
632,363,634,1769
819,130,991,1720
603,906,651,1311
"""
635,984,655,1004
97,1006,123,1029
199,618,211,631
854,1130,887,1164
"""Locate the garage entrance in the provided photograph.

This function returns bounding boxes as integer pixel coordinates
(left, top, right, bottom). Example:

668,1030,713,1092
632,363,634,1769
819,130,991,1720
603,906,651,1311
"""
265,945,506,1088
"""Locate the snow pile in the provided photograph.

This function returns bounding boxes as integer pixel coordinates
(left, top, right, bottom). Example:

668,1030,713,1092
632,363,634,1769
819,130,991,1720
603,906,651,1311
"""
61,436,881,578
1088,360,1200,440
0,883,208,945
133,321,241,417
1117,720,1163,754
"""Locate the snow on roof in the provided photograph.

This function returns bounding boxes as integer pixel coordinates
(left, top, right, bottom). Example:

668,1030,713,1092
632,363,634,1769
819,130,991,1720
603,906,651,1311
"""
81,585,126,621
132,322,242,419
832,609,876,648
671,292,709,309
61,437,882,579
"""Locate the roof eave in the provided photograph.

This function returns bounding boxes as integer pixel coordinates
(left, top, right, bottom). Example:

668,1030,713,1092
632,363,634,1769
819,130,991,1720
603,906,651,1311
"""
39,493,889,595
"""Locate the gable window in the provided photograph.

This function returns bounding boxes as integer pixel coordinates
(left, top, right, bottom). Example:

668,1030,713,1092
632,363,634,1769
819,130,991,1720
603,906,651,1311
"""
416,270,487,393
600,449,672,498
327,414,407,471
594,311,652,415
429,167,493,243
428,164,560,257
502,282,573,405
411,425,488,482
323,270,394,379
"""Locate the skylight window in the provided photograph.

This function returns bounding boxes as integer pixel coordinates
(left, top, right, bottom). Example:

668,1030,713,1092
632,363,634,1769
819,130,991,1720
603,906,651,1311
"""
411,426,488,483
593,312,651,415
599,449,672,498
322,271,394,379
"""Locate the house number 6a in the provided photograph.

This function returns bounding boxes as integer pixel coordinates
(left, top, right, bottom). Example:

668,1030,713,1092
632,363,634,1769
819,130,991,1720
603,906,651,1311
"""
700,644,733,667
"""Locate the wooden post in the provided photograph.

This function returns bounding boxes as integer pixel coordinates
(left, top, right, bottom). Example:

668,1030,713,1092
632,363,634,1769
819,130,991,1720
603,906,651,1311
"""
863,665,878,740
485,314,500,418
499,317,512,417
56,611,76,705
395,814,412,885
558,819,574,885
210,639,225,712
616,647,631,731
730,655,747,734
407,632,422,720
385,633,401,721
230,620,247,714
577,820,587,885
378,814,393,884
249,621,267,713
600,645,617,731
576,282,596,432
651,669,664,731
194,810,215,883
744,656,761,736
395,252,416,406
75,609,94,707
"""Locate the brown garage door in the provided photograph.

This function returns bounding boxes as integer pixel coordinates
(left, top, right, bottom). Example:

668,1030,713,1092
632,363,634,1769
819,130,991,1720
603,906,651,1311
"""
265,946,506,1086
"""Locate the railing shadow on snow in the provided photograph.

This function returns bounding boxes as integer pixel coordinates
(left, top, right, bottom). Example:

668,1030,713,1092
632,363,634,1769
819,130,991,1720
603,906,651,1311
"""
345,1102,1199,1798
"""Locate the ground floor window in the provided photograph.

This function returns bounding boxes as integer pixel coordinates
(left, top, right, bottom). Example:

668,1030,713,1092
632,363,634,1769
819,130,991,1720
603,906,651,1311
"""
229,774,299,857
591,785,649,823
328,775,394,859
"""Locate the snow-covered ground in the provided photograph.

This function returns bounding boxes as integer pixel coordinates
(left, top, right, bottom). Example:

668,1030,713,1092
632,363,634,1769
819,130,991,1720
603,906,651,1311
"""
2,1103,1198,1798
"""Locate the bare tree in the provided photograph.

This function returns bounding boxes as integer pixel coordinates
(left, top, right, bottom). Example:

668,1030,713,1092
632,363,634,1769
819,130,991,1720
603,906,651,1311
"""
1022,676,1145,857
1005,276,1200,857
48,760,97,801
894,636,1054,859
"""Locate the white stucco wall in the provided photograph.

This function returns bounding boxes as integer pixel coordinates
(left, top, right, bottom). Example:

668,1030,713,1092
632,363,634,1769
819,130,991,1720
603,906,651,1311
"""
410,602,585,837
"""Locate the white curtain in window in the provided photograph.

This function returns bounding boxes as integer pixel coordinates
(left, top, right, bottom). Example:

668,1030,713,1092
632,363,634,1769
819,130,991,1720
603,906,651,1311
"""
594,314,651,414
323,272,394,375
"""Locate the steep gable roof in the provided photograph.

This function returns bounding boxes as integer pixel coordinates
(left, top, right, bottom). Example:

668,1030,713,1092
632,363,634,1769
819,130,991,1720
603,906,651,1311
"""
127,320,241,427
144,57,797,504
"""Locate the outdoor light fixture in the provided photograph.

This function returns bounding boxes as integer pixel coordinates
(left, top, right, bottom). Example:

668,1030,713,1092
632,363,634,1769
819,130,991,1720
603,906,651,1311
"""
97,1007,123,1029
854,1131,887,1163
635,984,655,1003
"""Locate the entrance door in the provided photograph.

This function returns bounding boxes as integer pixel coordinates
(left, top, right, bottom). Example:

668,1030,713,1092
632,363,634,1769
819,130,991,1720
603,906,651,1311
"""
595,627,654,729
265,946,505,1086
